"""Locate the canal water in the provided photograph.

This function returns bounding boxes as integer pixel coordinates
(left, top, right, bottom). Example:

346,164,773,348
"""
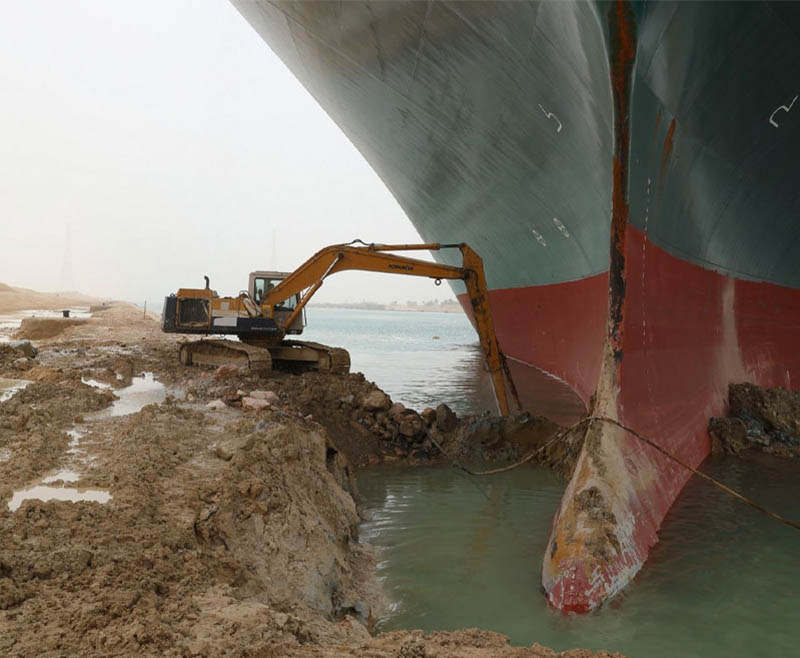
305,307,800,657
358,457,800,657
302,306,497,415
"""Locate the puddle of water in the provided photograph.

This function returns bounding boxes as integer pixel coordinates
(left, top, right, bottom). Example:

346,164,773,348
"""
3,368,162,514
42,469,80,484
65,428,95,465
0,307,92,333
81,377,113,390
8,484,111,511
0,378,32,402
0,307,93,345
66,428,84,455
90,372,165,419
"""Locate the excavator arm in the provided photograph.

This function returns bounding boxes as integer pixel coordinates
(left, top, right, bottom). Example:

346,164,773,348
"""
262,241,520,416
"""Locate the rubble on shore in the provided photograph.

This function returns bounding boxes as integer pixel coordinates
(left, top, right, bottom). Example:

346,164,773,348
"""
0,300,616,658
709,383,800,457
171,367,584,476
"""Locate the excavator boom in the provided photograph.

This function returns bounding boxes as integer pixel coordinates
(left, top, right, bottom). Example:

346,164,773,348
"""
163,241,519,416
262,241,520,416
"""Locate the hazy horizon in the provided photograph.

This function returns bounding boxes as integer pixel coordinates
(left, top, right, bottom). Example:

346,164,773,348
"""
1,0,456,309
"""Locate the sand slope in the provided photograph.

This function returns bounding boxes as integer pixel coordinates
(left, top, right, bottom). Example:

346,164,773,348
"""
0,282,101,313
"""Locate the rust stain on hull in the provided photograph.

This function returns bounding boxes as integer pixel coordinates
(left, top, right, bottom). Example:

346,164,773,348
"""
542,0,640,614
660,118,677,178
607,0,636,363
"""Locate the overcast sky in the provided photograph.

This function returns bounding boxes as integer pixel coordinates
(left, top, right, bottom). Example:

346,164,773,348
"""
0,0,454,307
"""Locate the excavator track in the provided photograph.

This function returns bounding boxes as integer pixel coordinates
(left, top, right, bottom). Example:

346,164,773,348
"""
178,339,349,375
178,339,272,374
280,340,351,374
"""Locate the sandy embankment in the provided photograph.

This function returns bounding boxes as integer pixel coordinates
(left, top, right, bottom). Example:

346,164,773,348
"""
0,282,102,313
0,293,621,658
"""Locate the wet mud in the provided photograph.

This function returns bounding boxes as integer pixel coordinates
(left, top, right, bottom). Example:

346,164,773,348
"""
0,299,617,657
709,383,800,457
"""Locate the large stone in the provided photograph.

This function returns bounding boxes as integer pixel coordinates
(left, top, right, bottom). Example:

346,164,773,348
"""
421,407,436,427
213,365,240,380
9,340,37,358
361,390,391,411
398,411,424,439
206,399,227,410
435,403,458,432
242,396,270,410
250,390,280,405
12,358,32,371
388,402,406,421
708,417,749,454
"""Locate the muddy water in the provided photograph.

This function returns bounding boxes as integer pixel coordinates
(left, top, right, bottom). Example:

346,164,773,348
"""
6,373,166,512
89,372,165,418
0,377,31,402
358,455,800,657
0,307,92,341
7,484,112,511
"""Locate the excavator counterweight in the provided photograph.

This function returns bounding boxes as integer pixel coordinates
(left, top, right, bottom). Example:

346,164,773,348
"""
162,241,519,415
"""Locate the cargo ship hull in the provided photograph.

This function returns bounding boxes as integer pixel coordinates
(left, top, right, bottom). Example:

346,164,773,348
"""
231,0,800,611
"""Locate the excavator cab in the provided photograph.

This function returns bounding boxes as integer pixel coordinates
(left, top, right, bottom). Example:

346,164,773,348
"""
249,271,304,334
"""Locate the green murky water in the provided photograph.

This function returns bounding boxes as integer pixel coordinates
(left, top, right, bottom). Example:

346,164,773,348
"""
358,455,800,657
300,307,799,655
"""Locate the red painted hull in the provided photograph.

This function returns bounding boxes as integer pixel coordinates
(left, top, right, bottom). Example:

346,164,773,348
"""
464,225,800,612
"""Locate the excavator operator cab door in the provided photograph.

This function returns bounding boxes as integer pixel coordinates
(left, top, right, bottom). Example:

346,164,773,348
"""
249,271,305,335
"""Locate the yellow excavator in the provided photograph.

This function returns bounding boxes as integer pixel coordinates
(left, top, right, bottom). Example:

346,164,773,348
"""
161,241,519,415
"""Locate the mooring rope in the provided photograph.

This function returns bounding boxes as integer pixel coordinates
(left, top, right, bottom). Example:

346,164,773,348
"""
429,415,800,532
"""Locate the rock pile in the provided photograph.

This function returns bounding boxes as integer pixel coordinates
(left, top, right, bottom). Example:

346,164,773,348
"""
189,367,578,473
709,383,800,457
0,340,38,372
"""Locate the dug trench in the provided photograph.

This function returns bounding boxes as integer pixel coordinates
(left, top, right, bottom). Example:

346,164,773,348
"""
0,303,618,657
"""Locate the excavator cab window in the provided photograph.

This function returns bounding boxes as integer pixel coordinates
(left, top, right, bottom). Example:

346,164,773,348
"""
254,277,297,310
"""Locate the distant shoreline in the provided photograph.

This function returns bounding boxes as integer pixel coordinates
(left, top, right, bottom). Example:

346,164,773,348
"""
310,302,463,314
0,282,102,313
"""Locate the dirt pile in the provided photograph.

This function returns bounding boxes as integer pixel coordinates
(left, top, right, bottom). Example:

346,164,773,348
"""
709,383,800,457
0,343,33,372
14,316,90,340
168,367,581,474
1,400,384,656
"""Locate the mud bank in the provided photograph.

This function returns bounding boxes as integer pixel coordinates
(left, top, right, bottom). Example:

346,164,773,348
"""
168,367,584,475
0,302,618,657
709,383,800,457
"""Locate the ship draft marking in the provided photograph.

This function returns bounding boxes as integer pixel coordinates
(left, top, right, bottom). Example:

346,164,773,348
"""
769,94,798,127
538,103,563,133
531,228,547,246
553,217,570,238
